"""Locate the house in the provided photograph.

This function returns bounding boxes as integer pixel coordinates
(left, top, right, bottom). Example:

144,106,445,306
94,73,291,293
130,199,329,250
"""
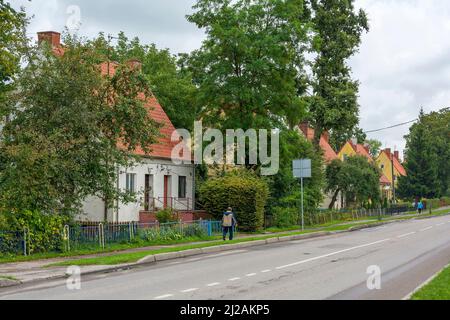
297,122,342,209
338,139,393,200
37,31,196,223
375,148,407,201
337,139,372,162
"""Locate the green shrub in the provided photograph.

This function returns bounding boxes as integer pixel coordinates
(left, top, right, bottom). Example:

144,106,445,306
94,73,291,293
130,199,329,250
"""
3,210,67,254
199,170,269,232
272,207,299,228
156,208,177,223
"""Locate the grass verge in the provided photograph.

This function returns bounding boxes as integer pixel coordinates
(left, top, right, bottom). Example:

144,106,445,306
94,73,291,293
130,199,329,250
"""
0,275,18,281
46,220,388,267
411,264,450,300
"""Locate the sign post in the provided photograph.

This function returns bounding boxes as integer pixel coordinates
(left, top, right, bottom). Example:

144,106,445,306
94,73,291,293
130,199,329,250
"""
293,159,312,231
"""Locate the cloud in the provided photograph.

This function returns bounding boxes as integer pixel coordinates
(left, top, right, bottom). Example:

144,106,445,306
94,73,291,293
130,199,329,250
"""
12,0,450,155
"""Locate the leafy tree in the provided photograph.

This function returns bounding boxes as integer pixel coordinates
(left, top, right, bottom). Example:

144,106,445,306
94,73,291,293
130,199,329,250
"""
305,0,369,148
326,156,381,209
268,130,324,213
365,138,382,158
186,0,308,131
93,32,199,130
0,34,160,217
0,1,28,115
421,108,450,196
397,109,441,199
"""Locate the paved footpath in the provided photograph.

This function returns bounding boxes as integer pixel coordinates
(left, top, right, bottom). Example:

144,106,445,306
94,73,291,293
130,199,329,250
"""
0,213,449,299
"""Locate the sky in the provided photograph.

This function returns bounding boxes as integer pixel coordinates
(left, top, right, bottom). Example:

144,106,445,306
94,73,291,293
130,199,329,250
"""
11,0,450,157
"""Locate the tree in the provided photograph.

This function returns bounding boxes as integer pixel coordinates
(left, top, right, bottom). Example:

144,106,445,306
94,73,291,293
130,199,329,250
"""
420,108,450,196
305,0,369,148
0,34,160,217
186,0,308,131
326,156,381,209
268,130,324,213
93,32,199,130
397,109,441,199
0,1,28,116
365,138,382,158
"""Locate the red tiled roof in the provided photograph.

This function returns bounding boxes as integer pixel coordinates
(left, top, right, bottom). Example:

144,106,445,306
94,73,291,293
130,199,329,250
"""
379,174,391,185
298,124,338,163
381,149,407,176
355,143,373,161
51,39,189,161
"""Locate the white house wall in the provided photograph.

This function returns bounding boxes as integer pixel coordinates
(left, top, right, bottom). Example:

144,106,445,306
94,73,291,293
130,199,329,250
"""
80,157,194,222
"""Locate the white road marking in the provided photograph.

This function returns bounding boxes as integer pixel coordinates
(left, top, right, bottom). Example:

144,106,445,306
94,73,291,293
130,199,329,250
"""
246,273,257,277
419,226,433,232
180,288,199,293
275,239,391,270
154,294,173,300
228,277,240,281
207,282,221,287
397,232,416,238
261,269,271,273
436,223,445,227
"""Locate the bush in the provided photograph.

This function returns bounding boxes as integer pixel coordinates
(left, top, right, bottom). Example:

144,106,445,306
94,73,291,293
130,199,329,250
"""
272,207,299,228
199,170,269,232
2,210,67,254
156,208,178,223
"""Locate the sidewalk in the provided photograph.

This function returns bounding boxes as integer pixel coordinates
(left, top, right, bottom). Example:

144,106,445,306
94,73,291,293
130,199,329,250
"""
1,207,449,287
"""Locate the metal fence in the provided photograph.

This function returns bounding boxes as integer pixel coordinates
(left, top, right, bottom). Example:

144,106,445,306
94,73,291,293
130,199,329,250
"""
63,220,225,252
0,220,224,255
0,230,26,256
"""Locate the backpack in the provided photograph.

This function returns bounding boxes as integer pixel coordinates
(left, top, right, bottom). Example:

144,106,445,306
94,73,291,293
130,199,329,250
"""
223,213,233,227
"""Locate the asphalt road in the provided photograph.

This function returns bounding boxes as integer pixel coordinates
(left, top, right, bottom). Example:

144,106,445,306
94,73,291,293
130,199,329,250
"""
1,215,450,300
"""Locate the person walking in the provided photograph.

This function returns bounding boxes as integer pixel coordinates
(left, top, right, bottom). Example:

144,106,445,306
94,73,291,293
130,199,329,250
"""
417,200,424,214
222,207,237,241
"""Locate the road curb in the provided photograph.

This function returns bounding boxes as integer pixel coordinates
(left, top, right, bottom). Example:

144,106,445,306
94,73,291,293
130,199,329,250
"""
402,263,450,300
3,211,449,289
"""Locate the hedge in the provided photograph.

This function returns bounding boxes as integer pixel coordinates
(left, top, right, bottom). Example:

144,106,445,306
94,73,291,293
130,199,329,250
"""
199,171,269,232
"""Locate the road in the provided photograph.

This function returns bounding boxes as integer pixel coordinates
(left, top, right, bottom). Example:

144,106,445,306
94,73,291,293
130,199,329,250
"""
1,215,450,300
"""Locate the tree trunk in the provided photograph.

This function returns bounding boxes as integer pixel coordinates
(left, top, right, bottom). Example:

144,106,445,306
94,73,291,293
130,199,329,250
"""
328,189,340,210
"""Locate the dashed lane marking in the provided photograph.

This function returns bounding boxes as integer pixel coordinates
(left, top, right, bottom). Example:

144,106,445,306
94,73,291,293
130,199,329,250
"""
419,226,433,232
397,232,416,238
275,239,391,270
207,282,221,287
228,277,240,281
180,288,199,293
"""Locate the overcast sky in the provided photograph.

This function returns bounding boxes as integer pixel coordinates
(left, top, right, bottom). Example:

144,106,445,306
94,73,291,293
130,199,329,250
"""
12,0,450,156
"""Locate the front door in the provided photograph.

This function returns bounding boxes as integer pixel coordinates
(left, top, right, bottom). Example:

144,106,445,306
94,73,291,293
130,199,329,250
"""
163,175,170,208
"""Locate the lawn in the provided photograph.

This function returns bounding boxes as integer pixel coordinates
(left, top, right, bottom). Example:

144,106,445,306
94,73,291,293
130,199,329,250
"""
46,220,386,267
411,264,450,300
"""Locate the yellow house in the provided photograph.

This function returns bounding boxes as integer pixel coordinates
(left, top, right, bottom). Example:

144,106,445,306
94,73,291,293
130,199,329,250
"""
337,139,372,162
375,148,407,200
338,140,394,201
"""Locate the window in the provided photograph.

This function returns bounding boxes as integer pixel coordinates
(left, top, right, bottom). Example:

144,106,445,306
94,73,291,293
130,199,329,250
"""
126,173,136,193
178,176,187,198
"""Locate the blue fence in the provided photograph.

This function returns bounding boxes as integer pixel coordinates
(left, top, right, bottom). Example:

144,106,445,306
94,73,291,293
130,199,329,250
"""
0,220,225,255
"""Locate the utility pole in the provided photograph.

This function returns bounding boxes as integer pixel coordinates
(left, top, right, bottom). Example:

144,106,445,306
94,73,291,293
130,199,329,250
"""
391,154,396,204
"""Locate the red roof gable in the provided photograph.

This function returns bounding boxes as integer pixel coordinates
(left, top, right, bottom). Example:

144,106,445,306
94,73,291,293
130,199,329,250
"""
379,174,391,185
298,123,338,163
42,31,189,161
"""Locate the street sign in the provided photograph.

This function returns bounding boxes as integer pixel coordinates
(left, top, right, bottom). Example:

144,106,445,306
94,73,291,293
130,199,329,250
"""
293,159,311,178
293,159,311,231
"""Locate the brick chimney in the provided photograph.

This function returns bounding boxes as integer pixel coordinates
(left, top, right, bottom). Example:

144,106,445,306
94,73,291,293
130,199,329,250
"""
37,31,61,48
385,148,391,156
394,151,399,161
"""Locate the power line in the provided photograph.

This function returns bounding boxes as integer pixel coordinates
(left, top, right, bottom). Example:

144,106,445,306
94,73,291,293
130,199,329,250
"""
364,119,418,134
